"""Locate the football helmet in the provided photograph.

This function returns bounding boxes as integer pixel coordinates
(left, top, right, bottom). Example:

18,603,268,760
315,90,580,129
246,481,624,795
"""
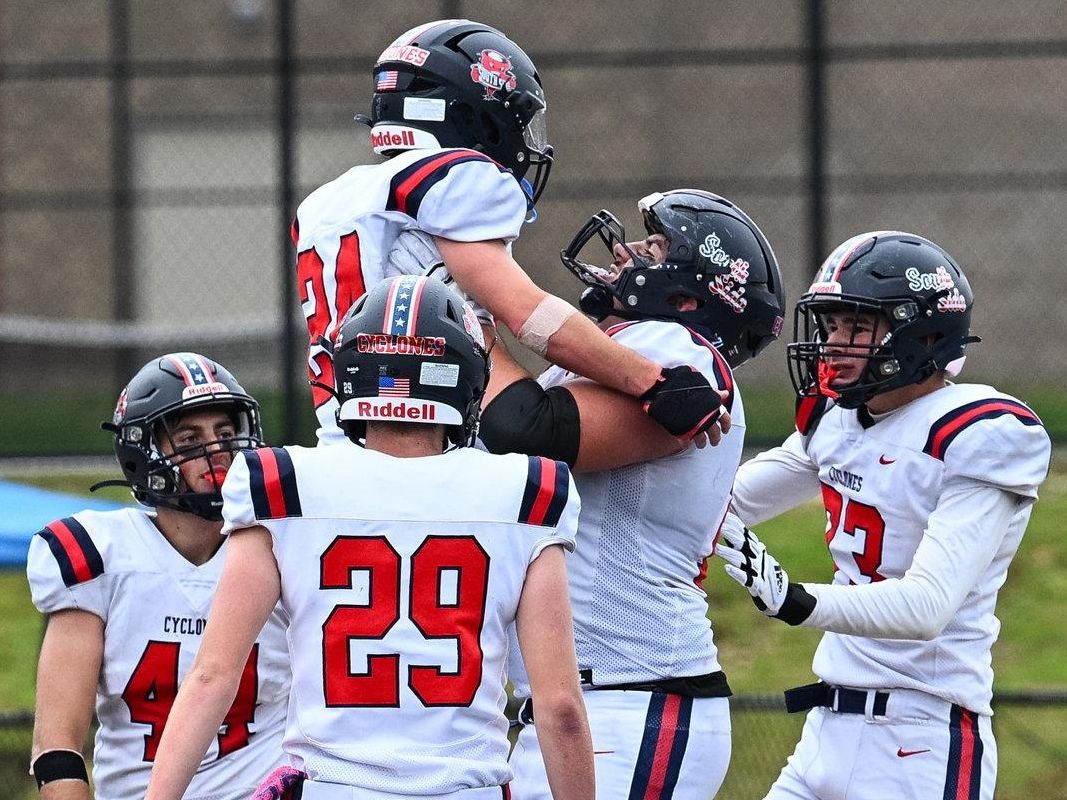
561,189,786,368
332,275,489,446
787,231,978,409
100,353,262,520
361,19,554,205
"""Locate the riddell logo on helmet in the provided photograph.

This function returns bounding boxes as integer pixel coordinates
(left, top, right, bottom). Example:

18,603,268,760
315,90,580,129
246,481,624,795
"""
355,333,446,356
356,400,436,421
371,129,417,149
181,382,230,399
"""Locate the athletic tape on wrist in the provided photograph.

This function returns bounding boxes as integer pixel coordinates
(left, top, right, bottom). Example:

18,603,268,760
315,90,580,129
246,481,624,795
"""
516,295,578,356
31,749,88,789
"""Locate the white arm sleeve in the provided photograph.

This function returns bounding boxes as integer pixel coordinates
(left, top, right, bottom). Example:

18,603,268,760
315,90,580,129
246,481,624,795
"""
732,431,822,525
801,479,1019,640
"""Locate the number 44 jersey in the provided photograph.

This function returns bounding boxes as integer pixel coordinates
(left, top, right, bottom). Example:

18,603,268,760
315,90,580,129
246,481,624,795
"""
27,507,290,800
221,444,579,795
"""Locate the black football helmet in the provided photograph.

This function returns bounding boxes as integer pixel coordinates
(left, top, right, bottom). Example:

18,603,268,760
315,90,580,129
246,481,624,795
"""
561,189,786,369
331,275,489,447
787,231,979,409
360,19,553,205
98,353,263,520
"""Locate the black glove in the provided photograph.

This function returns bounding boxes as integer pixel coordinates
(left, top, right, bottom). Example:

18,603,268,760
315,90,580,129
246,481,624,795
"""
640,366,725,439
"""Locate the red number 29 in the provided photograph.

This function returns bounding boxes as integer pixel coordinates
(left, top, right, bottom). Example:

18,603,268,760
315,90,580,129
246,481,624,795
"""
122,641,259,761
321,535,489,708
821,483,886,583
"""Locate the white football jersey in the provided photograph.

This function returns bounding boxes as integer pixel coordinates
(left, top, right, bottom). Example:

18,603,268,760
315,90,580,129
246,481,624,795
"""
26,507,290,800
292,148,527,443
529,319,742,687
732,383,1051,714
221,443,579,795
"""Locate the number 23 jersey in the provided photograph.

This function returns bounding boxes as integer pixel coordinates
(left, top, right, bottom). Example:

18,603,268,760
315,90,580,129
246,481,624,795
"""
221,444,578,794
27,507,290,800
733,383,1050,714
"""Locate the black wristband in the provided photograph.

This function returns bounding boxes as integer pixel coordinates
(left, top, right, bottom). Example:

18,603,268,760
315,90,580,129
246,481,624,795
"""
776,583,817,626
32,749,88,789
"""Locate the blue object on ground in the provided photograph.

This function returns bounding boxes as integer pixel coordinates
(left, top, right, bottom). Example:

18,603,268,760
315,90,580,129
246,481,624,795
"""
0,480,129,568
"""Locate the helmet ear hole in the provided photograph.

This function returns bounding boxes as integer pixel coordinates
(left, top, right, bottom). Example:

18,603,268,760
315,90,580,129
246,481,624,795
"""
453,102,476,129
480,112,502,146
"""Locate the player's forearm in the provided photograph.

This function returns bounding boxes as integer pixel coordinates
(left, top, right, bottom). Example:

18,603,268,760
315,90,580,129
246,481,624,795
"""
543,311,660,397
803,483,1017,640
144,666,241,800
732,435,822,525
40,779,91,800
534,692,596,800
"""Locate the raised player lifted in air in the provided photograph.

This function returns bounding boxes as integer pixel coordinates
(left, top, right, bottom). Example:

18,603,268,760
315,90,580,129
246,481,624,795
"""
293,18,727,447
477,189,786,799
27,354,289,800
145,277,594,800
717,232,1051,800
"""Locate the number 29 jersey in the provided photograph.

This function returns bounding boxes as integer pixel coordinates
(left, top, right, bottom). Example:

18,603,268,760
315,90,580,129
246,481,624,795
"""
221,444,579,794
26,507,290,800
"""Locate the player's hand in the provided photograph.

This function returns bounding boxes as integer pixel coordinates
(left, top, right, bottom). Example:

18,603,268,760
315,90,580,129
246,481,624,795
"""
715,514,816,625
641,366,730,441
386,228,444,275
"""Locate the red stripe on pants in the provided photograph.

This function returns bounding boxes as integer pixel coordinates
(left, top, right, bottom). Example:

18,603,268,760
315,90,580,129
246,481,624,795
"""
956,709,975,799
644,694,682,800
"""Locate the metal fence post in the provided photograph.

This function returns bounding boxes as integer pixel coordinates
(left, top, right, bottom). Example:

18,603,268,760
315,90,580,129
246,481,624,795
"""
277,0,299,443
804,0,829,269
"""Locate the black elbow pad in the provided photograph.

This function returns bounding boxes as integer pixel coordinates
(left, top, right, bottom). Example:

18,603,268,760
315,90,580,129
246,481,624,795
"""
480,378,581,466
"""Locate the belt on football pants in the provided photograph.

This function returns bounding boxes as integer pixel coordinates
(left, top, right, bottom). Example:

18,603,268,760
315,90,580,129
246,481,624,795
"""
520,670,730,723
784,681,889,716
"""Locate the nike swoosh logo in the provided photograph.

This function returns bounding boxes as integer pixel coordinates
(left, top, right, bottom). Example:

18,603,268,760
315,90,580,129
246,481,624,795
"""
879,455,896,465
897,748,931,758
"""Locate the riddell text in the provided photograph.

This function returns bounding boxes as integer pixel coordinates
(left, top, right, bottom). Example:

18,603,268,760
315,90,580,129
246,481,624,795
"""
359,401,437,420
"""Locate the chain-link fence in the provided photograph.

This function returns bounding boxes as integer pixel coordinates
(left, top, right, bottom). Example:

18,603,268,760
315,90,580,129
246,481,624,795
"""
2,1,1067,454
4,693,1066,799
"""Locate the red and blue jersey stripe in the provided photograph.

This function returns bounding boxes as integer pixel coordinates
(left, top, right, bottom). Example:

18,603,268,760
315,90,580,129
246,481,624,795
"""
245,447,303,520
37,517,104,587
517,457,570,527
627,693,693,799
386,150,507,219
923,398,1042,461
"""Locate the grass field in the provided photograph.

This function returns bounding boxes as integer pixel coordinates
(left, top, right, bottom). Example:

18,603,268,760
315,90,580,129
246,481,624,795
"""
2,463,1065,798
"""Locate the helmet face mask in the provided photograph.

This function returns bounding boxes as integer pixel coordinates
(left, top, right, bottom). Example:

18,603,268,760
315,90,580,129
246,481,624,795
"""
107,353,263,520
560,190,786,369
366,19,554,206
787,231,978,409
332,275,489,448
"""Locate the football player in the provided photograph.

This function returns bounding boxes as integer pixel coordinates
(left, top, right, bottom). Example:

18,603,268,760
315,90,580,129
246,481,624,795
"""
717,232,1052,800
27,354,289,800
477,189,786,799
293,18,727,447
145,277,594,800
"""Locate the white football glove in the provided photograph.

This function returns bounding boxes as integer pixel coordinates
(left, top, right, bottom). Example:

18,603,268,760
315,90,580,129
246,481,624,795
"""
715,513,816,625
386,229,494,325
